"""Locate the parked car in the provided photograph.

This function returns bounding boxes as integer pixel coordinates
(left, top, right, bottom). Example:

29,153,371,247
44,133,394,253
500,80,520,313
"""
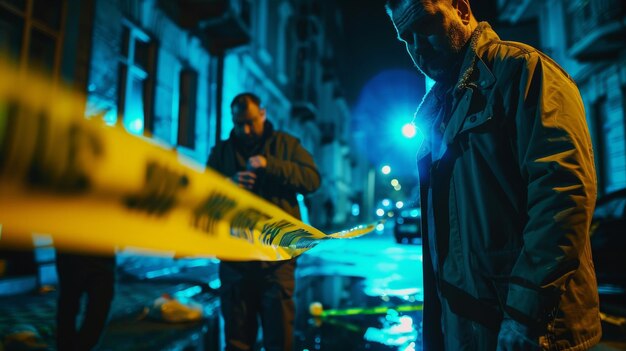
393,208,421,245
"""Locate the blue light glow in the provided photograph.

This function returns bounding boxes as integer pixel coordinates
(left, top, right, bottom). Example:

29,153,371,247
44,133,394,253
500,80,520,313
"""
127,118,144,134
352,69,425,176
351,203,360,216
401,123,416,138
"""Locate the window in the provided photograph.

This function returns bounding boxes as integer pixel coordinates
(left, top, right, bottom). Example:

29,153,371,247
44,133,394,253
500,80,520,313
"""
177,68,198,149
118,22,157,136
0,0,65,76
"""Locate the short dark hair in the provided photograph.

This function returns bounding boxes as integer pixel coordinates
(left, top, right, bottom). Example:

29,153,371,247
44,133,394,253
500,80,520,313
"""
385,0,440,14
230,92,262,110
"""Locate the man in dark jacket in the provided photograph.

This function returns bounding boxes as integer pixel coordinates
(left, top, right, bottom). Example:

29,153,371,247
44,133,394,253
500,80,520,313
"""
386,0,600,350
207,92,321,351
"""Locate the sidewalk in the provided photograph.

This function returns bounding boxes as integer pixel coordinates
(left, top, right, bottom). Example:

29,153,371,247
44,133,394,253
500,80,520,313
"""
0,263,222,351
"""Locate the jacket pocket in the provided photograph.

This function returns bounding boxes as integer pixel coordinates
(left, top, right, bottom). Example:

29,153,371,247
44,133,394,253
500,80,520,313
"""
471,249,519,309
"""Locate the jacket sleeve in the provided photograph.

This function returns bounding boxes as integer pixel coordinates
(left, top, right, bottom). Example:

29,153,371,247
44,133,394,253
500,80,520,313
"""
504,52,597,326
264,139,321,194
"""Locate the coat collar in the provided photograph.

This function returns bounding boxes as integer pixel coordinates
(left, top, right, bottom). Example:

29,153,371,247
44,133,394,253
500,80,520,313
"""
456,22,497,93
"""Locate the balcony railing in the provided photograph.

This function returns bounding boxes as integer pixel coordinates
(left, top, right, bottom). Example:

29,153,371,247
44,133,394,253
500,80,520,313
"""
567,0,626,61
158,0,251,54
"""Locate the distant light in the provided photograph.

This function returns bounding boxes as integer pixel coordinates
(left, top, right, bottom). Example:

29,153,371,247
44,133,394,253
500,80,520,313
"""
351,203,360,216
387,211,394,217
382,199,391,207
209,279,221,290
129,118,143,134
174,285,202,299
376,223,385,231
391,179,399,187
394,184,402,191
381,165,391,175
376,208,385,217
410,209,420,217
402,123,416,139
396,201,404,209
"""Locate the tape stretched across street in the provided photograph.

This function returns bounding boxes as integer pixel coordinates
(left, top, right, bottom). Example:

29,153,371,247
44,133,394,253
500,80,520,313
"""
0,58,375,260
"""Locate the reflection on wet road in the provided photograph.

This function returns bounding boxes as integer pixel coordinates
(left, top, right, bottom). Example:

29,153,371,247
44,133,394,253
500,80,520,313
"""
295,228,424,351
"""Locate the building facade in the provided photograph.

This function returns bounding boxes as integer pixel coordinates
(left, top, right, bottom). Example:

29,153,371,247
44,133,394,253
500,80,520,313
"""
498,0,626,195
0,0,370,292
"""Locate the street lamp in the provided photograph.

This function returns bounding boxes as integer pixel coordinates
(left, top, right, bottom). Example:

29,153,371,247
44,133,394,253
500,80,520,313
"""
381,165,391,175
401,123,416,139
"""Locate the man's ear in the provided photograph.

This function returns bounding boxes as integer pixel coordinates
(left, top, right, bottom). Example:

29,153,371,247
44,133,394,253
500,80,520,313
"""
260,108,267,121
455,0,471,25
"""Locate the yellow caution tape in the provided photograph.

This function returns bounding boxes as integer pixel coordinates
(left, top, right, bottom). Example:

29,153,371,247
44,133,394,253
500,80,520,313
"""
0,57,375,260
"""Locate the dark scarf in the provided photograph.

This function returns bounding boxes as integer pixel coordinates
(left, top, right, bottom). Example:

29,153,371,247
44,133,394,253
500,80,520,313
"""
232,120,275,159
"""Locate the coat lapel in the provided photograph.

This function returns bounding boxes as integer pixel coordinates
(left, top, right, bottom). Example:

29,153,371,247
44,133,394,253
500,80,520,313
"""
442,56,497,150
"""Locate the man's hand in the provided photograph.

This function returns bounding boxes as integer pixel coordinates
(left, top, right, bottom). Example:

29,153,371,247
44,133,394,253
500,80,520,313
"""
496,318,542,351
247,155,267,171
231,171,257,190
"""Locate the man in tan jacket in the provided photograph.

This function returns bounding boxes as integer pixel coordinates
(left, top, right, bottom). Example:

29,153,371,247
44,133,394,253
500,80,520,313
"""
386,0,601,350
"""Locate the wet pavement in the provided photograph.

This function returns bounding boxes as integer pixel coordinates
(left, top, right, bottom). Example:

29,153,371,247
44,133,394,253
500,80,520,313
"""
0,226,423,351
0,257,222,350
294,228,423,351
1,226,625,350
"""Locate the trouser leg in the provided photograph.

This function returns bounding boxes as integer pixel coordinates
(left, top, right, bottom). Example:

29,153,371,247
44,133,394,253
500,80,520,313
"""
260,261,295,351
220,263,260,351
56,255,84,351
76,261,115,351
